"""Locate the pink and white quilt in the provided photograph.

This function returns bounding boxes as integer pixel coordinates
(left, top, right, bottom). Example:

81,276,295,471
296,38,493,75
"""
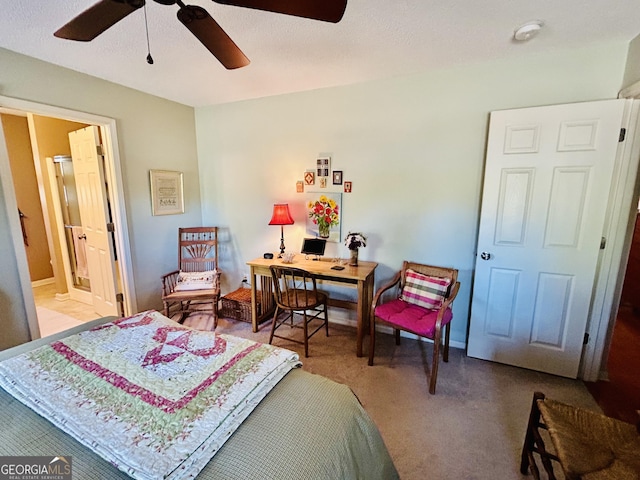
0,310,300,480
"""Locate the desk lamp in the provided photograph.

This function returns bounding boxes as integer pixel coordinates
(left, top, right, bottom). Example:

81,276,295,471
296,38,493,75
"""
269,204,294,258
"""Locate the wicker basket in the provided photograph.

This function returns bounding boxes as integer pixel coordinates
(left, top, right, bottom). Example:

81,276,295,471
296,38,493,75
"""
220,288,262,323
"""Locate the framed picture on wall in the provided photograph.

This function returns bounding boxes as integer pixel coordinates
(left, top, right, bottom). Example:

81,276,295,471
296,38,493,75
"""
304,171,315,185
150,169,184,215
306,192,342,242
316,156,331,177
332,170,343,185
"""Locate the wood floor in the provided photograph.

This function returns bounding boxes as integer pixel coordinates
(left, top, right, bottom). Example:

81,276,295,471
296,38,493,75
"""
32,282,97,337
585,305,640,425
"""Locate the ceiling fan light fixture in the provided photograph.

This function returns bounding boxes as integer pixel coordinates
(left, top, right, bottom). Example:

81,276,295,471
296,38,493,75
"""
513,20,544,42
55,0,348,68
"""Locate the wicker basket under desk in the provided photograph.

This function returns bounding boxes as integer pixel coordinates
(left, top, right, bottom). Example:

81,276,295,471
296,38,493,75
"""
220,288,268,324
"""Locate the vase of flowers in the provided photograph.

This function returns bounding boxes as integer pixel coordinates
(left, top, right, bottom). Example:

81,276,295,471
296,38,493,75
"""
308,195,340,239
344,232,366,266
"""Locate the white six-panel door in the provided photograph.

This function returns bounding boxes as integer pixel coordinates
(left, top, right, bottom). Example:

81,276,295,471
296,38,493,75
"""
467,100,625,378
69,126,119,317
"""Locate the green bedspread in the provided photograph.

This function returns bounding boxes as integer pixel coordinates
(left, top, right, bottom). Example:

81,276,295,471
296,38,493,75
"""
0,315,398,480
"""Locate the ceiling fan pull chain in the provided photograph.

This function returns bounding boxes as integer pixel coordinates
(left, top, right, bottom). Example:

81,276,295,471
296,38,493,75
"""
144,2,154,64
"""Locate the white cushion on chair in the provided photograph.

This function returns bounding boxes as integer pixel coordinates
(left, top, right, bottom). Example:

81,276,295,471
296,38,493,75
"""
174,270,218,291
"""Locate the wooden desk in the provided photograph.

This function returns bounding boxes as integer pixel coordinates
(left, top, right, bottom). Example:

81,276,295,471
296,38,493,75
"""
246,255,377,357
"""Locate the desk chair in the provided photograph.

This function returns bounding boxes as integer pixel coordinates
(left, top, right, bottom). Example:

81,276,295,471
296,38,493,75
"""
368,261,460,394
161,227,221,327
269,265,329,357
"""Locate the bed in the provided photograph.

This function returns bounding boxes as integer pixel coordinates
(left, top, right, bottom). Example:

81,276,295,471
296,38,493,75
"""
0,310,398,480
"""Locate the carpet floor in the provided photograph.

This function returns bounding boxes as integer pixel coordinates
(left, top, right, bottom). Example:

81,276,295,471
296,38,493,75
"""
183,313,599,480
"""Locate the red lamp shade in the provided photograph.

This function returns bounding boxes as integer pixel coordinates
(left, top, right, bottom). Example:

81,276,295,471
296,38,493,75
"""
269,204,294,257
268,204,294,226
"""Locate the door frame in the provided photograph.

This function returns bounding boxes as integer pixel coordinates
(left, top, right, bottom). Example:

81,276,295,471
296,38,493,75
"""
0,95,137,337
580,97,640,381
582,85,640,381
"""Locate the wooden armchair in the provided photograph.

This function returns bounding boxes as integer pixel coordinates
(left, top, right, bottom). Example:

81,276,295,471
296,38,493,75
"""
368,261,460,394
161,227,221,328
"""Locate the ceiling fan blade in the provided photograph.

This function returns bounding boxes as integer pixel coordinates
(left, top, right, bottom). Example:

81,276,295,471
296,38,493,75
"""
54,0,145,41
178,5,249,70
212,0,347,23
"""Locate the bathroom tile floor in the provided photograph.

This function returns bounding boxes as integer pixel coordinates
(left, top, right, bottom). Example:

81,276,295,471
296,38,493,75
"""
32,282,97,337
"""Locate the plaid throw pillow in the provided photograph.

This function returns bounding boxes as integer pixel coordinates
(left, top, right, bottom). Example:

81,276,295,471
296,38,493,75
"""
400,269,451,310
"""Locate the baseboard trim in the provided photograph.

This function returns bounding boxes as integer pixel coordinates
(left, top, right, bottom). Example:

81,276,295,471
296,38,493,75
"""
31,277,55,288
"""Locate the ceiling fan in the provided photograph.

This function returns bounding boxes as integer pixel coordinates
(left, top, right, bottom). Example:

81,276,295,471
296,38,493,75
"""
54,0,348,69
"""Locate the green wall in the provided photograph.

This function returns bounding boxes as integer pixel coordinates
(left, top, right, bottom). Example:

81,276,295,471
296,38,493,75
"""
0,175,31,349
195,40,630,347
623,33,640,89
0,48,199,348
0,36,635,350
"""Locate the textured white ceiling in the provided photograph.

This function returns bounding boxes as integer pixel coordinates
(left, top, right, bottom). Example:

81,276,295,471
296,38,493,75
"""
1,0,640,107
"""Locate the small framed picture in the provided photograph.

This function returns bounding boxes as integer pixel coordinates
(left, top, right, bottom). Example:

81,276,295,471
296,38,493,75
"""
304,171,315,185
320,177,327,188
150,169,184,215
344,181,352,193
332,170,343,185
316,156,331,177
296,180,304,193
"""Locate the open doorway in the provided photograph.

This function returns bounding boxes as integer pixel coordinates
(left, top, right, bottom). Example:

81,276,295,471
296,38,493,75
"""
0,96,136,339
585,209,640,424
0,111,99,336
583,83,640,420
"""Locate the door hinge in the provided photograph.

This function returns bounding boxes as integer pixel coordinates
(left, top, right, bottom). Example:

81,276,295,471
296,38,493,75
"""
96,144,104,156
600,237,606,250
619,128,626,142
583,333,590,345
116,293,124,303
107,222,115,232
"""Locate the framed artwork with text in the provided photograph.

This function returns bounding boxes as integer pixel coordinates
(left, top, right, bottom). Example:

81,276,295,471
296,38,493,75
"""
150,170,184,215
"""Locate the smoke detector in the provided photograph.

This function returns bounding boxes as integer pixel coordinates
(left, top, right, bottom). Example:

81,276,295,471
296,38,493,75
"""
513,21,544,42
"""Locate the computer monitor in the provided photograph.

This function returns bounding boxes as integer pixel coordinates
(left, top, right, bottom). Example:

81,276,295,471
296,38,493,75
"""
301,238,326,259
